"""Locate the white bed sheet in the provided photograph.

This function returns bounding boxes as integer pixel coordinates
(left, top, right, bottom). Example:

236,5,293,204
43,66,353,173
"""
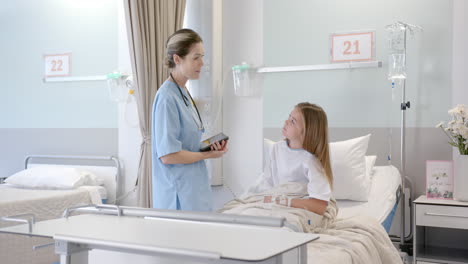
336,165,401,223
0,184,106,205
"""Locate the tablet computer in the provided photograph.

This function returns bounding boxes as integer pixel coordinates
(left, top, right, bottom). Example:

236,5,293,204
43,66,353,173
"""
200,133,229,152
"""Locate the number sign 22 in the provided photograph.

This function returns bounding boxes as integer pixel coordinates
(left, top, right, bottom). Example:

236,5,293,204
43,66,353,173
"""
330,31,374,63
44,53,71,77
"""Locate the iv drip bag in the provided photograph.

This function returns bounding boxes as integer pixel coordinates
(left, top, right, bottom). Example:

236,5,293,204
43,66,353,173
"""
385,22,422,81
386,23,407,80
388,54,406,80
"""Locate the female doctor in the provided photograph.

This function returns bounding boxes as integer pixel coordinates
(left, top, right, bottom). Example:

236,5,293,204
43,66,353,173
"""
152,29,228,211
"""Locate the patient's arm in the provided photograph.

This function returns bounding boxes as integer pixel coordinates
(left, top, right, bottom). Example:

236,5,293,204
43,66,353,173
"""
263,196,328,215
291,198,328,215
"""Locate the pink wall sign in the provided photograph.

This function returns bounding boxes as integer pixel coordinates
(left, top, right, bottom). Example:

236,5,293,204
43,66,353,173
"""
330,31,375,63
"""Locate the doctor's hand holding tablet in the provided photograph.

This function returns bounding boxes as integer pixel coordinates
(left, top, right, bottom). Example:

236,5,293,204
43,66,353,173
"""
200,133,229,153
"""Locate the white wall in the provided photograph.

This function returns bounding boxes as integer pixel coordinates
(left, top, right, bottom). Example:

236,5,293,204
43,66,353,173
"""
222,0,264,197
1,0,118,129
0,0,119,179
453,0,468,119
116,0,140,205
452,0,468,195
263,0,452,129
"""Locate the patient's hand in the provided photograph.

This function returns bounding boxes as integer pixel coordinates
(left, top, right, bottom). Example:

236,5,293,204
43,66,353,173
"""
263,196,273,203
263,195,289,206
291,198,328,215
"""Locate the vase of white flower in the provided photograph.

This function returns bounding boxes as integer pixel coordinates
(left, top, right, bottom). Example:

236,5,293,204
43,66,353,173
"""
437,104,468,201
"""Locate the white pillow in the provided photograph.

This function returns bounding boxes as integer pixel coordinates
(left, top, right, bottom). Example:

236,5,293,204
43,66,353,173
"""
330,134,371,201
263,138,276,168
5,165,99,189
365,155,377,178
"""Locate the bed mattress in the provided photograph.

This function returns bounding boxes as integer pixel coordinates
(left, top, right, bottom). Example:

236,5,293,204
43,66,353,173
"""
336,165,401,223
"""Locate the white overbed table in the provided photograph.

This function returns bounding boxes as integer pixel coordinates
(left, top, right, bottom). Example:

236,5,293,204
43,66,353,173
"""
0,212,318,264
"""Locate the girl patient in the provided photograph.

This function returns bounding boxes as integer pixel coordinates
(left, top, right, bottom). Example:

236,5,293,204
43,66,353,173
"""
261,102,333,215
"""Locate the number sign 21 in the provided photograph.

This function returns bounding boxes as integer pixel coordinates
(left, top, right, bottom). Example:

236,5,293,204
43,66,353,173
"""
330,31,375,63
44,53,71,77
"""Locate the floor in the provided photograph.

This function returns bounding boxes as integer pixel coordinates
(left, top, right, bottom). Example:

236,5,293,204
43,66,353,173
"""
393,242,412,264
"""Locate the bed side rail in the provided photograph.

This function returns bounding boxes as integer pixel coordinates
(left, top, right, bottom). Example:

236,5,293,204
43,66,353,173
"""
1,213,35,233
62,204,286,229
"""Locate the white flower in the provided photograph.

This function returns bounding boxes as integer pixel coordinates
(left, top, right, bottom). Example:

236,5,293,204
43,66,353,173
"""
449,104,466,116
452,121,464,133
461,126,468,139
439,104,468,155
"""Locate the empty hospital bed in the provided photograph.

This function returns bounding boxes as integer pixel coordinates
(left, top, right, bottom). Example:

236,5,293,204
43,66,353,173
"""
0,155,121,264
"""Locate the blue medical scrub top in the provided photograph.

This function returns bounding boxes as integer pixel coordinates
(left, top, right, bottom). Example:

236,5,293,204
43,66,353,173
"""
151,80,212,211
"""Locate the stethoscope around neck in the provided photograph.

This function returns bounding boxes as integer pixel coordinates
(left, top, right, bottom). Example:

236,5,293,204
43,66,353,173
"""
170,73,204,131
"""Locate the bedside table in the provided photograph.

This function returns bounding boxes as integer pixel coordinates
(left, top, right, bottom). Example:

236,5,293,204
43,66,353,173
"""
413,195,468,264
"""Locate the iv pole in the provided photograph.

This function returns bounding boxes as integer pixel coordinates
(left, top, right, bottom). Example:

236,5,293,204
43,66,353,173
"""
400,23,411,251
387,21,421,253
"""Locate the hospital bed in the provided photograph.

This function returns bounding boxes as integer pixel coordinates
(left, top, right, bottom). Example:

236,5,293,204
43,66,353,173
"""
262,136,402,232
0,205,318,264
0,155,121,264
216,136,404,263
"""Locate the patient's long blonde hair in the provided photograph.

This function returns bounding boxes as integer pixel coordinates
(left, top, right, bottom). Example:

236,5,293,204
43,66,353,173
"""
296,102,333,188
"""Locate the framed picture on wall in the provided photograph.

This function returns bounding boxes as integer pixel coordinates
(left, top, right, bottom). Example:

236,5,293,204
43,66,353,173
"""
426,160,454,199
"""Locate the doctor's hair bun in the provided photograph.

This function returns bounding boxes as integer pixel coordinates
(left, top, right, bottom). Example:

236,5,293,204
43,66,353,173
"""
165,28,203,68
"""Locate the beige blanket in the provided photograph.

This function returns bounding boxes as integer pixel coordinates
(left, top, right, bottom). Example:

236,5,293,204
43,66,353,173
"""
220,182,337,232
219,182,402,264
0,186,101,264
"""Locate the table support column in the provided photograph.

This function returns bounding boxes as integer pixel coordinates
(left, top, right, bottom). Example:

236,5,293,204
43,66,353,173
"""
55,240,89,264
